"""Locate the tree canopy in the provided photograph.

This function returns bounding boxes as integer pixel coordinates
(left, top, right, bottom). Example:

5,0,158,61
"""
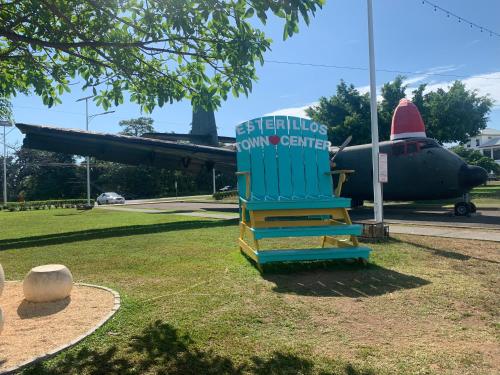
1,147,235,201
0,96,13,122
306,76,494,146
305,81,372,146
0,0,324,111
119,117,155,137
413,81,493,144
9,149,83,200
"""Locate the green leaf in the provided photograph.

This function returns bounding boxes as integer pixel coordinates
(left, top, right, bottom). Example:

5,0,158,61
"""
244,8,254,19
0,0,326,110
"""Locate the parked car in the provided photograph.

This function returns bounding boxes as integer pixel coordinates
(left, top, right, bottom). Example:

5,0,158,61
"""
97,192,125,205
219,185,233,192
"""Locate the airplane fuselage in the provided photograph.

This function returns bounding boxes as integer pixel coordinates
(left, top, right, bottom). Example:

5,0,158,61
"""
335,137,486,201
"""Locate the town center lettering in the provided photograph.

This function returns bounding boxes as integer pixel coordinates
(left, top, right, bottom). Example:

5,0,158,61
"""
235,118,331,152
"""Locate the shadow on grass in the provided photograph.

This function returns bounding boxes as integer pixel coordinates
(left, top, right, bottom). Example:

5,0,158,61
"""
23,320,373,375
392,237,500,264
53,212,90,217
264,263,430,298
204,207,239,213
0,219,238,251
147,209,236,215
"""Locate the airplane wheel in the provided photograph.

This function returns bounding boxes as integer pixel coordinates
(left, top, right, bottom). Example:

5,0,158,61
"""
454,202,470,216
468,202,477,213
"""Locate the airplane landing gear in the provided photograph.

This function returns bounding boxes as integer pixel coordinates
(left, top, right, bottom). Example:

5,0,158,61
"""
454,202,470,216
454,194,476,216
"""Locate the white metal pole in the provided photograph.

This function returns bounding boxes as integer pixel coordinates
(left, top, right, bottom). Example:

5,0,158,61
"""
212,168,216,194
367,0,383,223
3,124,6,205
85,98,91,206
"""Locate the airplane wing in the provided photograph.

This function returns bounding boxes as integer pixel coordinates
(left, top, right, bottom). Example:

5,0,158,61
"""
16,123,237,174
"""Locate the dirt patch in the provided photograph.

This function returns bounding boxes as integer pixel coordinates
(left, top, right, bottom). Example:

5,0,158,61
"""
0,282,116,372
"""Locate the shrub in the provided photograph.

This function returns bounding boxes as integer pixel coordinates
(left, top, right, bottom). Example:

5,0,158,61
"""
213,190,238,200
1,199,95,212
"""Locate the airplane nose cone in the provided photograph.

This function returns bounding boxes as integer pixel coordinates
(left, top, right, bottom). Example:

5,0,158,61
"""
458,164,488,189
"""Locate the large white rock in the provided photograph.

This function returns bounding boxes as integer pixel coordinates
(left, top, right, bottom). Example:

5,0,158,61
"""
0,263,4,297
23,264,73,303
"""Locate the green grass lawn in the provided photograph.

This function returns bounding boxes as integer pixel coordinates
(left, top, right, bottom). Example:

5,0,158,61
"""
0,209,498,374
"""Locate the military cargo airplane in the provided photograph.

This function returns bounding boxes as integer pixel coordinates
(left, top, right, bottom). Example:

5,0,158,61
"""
15,100,487,216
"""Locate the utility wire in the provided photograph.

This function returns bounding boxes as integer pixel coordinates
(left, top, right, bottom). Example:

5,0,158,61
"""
420,0,500,38
264,60,500,80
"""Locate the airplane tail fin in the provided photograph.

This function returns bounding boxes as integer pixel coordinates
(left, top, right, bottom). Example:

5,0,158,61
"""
390,99,427,140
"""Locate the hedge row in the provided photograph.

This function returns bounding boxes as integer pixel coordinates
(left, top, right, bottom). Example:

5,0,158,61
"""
212,190,238,200
0,199,95,212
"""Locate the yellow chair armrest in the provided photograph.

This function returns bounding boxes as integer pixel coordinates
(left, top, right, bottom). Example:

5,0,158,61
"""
325,170,355,196
325,169,355,175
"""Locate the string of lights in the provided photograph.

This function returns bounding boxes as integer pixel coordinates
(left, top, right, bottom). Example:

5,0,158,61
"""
264,60,500,80
419,0,500,38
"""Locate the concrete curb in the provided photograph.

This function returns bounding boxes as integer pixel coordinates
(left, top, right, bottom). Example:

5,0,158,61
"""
1,282,120,375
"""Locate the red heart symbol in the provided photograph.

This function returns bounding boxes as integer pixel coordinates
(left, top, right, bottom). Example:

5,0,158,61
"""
269,135,280,145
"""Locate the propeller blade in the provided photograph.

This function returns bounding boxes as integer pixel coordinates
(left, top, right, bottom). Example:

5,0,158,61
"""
331,135,352,162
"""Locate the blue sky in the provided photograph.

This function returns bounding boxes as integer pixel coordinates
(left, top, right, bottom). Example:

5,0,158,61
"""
6,0,500,149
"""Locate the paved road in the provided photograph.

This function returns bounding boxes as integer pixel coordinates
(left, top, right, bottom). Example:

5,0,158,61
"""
350,207,500,229
98,201,500,242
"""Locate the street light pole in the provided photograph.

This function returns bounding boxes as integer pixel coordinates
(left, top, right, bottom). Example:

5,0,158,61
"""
212,168,216,195
85,98,90,206
77,95,114,206
0,120,12,206
367,0,383,223
3,123,6,205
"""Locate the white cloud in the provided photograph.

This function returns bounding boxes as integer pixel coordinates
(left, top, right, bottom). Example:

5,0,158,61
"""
418,65,461,75
411,71,500,107
264,102,317,118
265,70,500,118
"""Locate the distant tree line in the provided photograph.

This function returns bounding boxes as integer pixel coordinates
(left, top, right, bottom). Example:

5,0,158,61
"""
0,149,234,202
307,75,494,146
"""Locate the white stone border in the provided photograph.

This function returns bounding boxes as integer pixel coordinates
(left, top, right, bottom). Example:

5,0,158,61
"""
1,282,121,375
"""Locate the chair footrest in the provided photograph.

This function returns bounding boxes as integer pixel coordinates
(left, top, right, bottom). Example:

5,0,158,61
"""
250,224,362,240
256,247,371,264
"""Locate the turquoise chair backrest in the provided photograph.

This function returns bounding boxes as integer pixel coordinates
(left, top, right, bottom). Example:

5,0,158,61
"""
236,116,333,200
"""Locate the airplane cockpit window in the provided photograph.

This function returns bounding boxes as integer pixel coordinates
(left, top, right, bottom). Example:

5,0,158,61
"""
392,144,405,156
417,139,439,149
393,139,438,156
406,142,418,154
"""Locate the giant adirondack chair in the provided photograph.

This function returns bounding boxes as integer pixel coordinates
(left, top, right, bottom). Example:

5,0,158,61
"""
236,116,371,269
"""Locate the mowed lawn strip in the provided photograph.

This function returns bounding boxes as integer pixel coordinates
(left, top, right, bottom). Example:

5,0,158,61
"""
0,209,498,375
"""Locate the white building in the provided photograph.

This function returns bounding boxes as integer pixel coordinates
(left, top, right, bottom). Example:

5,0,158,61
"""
466,128,500,165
